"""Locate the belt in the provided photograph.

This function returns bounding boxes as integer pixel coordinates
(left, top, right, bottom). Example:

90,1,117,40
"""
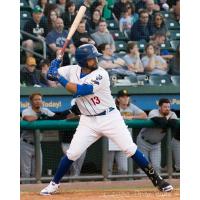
86,107,114,117
141,135,158,145
22,139,34,145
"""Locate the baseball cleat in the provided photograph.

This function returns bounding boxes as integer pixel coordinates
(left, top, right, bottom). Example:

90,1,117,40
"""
157,179,173,192
40,181,60,195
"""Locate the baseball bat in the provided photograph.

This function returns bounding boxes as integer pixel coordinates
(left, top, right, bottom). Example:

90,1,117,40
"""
59,5,87,57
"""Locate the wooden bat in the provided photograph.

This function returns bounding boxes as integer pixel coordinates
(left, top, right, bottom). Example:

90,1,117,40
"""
59,5,87,58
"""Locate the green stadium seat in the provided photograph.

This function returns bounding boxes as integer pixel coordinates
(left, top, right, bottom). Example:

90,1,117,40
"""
171,75,180,86
107,20,119,30
149,75,172,86
137,40,147,51
136,74,149,85
110,30,127,41
20,19,29,29
20,0,32,12
169,30,180,40
20,10,32,19
160,41,172,51
115,41,128,52
170,40,180,50
165,19,180,30
160,11,175,20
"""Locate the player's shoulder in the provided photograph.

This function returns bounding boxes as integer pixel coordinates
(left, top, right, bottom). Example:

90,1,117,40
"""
22,106,32,113
96,66,109,77
58,64,80,74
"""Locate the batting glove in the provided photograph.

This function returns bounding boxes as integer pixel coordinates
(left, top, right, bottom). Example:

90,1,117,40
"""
50,59,62,68
47,66,59,81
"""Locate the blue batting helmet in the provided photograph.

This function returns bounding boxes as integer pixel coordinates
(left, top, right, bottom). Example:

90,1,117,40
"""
75,44,102,68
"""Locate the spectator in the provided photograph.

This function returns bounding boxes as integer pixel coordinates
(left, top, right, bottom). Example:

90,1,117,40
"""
168,43,180,75
145,0,160,25
170,119,180,172
171,0,180,22
136,98,178,172
59,102,87,177
98,43,137,80
119,8,133,37
22,5,48,57
91,20,115,51
151,12,168,36
56,0,68,16
80,0,93,20
20,57,48,87
47,9,59,31
86,9,102,34
90,0,111,19
130,9,152,42
46,18,75,65
44,3,59,18
126,2,139,25
113,0,129,20
38,0,50,12
72,19,95,48
135,0,147,13
62,1,77,29
20,93,55,183
123,41,144,73
108,89,147,175
150,33,173,60
39,59,60,87
142,43,168,75
158,0,170,11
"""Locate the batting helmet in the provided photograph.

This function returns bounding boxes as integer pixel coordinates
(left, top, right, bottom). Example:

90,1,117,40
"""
75,44,102,68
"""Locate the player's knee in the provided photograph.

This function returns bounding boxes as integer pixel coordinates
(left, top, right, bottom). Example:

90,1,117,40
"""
123,143,137,157
66,149,83,161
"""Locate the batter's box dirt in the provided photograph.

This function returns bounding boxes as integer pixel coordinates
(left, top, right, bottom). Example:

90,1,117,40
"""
20,179,180,200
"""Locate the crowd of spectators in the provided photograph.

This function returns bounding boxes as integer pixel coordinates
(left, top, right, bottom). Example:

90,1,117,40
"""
20,0,180,87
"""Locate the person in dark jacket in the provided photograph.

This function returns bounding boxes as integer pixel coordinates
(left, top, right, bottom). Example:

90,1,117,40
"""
130,9,152,42
22,5,48,57
20,57,48,87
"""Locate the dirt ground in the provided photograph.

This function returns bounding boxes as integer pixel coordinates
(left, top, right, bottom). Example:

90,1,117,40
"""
21,179,180,200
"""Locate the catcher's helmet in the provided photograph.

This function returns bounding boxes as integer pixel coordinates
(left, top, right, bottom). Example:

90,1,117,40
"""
75,44,102,68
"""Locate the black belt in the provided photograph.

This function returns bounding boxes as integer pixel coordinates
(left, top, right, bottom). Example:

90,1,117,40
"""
141,136,158,145
87,107,115,117
22,139,34,145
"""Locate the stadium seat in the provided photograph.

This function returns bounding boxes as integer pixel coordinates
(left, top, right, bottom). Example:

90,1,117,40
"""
149,75,172,86
165,19,180,30
20,10,32,19
170,40,180,50
136,74,149,85
169,30,180,40
20,0,32,12
160,11,175,20
115,41,128,52
20,19,29,29
107,20,119,30
160,41,172,51
137,40,147,52
110,30,127,41
171,75,180,86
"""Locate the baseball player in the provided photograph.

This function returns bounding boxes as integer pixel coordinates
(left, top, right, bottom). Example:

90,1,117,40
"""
136,98,178,172
40,44,173,195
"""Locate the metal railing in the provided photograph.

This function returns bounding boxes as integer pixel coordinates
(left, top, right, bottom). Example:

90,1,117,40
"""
20,119,180,183
20,30,47,59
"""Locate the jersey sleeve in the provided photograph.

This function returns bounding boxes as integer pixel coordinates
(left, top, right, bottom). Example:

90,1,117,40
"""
169,112,178,119
90,69,110,93
58,65,72,80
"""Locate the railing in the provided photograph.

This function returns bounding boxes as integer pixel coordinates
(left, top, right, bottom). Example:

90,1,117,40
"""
20,30,47,59
20,119,180,183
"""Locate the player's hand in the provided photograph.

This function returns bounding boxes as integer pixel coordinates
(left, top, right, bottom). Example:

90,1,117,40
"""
47,66,59,81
